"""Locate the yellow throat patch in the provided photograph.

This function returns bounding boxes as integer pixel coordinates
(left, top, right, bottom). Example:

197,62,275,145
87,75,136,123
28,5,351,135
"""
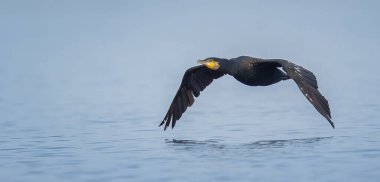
204,59,220,70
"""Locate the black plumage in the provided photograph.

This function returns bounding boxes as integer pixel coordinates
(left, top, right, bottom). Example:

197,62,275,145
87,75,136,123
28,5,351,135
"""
159,56,334,130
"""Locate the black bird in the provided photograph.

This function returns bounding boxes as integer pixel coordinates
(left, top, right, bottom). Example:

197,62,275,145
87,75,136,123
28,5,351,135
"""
159,56,334,130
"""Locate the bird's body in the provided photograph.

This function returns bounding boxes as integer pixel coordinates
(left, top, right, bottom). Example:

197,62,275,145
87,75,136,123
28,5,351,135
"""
229,56,289,86
160,56,334,130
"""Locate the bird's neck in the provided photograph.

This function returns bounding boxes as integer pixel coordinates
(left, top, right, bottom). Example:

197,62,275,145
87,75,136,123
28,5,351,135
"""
218,59,235,75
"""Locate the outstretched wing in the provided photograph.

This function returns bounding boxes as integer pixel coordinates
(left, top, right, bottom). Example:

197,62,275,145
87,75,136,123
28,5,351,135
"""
160,65,225,130
264,59,334,128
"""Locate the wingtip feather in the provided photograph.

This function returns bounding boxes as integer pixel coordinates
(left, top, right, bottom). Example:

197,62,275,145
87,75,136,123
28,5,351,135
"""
328,118,335,129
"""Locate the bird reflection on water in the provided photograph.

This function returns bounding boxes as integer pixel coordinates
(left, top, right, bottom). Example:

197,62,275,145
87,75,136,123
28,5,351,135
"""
166,137,333,151
244,137,333,149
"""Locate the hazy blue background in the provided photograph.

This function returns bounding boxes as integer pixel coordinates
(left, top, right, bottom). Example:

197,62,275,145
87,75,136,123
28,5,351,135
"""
1,1,380,181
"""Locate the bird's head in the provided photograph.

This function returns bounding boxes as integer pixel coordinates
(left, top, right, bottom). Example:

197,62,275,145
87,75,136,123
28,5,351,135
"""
197,58,221,70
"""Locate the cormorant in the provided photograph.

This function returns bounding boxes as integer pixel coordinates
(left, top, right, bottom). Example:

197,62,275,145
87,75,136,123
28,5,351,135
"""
159,56,334,130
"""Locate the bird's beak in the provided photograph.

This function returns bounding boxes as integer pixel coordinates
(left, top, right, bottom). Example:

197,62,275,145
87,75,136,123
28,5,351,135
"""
197,59,220,70
197,60,207,65
197,59,212,68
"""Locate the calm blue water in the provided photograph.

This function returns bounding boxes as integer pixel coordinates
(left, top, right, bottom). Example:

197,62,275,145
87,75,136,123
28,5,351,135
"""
1,1,380,182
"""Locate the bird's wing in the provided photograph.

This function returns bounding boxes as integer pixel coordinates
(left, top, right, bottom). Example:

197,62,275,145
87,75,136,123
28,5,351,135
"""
260,59,334,128
160,65,225,130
